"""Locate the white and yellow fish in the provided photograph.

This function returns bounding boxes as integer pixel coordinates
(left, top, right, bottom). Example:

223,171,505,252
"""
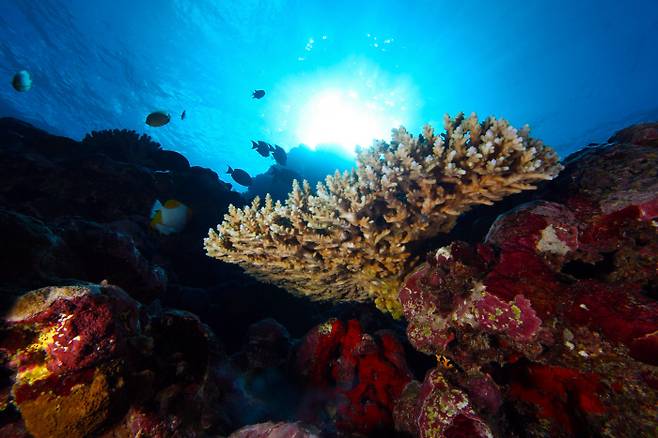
149,199,191,235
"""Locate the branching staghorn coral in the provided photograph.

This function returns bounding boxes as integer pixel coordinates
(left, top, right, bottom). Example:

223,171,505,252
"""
205,113,563,317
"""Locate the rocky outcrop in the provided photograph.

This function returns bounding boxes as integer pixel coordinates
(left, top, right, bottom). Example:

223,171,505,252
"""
394,122,658,437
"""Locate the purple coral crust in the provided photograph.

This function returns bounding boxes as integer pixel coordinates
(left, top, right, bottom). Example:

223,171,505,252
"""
475,293,542,342
228,421,320,438
399,243,543,356
416,369,492,438
485,201,579,260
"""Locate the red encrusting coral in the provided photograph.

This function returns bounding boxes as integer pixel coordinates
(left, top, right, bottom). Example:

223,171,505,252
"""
294,319,412,435
506,363,606,434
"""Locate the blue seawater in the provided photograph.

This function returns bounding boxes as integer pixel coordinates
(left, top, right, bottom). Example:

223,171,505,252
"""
1,0,657,184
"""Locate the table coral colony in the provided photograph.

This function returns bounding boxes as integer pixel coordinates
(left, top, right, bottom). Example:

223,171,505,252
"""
205,112,562,317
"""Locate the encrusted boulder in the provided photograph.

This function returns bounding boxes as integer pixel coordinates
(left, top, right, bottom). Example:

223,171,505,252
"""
1,284,139,438
0,283,234,437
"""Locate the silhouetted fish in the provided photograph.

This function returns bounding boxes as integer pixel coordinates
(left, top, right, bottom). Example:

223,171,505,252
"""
252,89,265,99
227,166,253,186
146,111,171,127
252,140,271,157
11,70,32,92
270,144,287,166
181,110,186,120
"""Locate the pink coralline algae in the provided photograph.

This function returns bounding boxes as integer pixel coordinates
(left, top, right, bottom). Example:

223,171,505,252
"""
475,293,541,341
394,369,493,438
485,201,579,268
398,198,658,435
228,421,320,438
396,126,658,437
399,241,544,359
293,318,413,435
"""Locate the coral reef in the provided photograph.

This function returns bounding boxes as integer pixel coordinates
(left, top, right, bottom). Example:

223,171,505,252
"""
206,113,562,316
1,115,656,437
395,124,658,436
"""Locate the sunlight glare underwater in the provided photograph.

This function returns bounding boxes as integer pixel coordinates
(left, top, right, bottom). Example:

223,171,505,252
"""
272,59,420,157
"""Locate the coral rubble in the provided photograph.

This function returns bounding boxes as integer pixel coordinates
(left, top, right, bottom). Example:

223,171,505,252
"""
206,113,562,316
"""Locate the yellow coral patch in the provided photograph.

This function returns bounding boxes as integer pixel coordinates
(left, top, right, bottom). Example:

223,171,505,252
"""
13,324,57,366
18,368,116,438
17,364,51,385
13,324,60,385
511,304,522,320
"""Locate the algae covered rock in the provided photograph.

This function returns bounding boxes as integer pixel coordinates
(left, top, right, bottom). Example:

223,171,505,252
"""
0,283,235,437
1,284,138,438
395,131,658,437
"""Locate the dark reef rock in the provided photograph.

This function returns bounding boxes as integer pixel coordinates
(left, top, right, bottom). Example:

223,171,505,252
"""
0,118,340,354
246,164,304,203
82,129,193,173
0,118,240,300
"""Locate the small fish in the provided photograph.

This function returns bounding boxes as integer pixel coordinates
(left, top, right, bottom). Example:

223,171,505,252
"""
149,199,191,235
11,70,32,92
146,111,171,127
252,140,271,157
252,89,265,99
181,110,186,120
269,144,287,166
227,166,253,186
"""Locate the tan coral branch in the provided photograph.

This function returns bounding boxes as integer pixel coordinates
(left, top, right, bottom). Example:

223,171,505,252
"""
204,113,563,317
